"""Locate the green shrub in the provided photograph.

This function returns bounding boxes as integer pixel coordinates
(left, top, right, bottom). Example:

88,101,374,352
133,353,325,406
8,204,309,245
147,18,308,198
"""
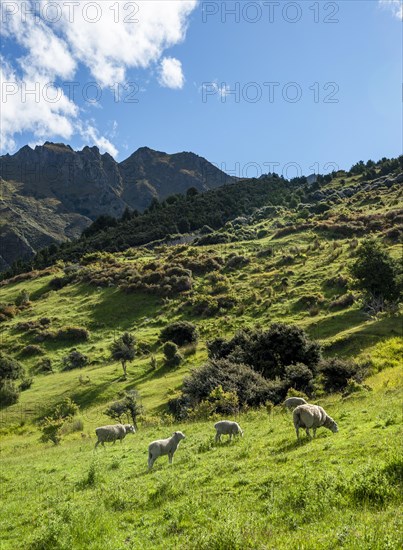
62,350,89,371
225,255,250,270
207,323,321,380
15,289,30,306
175,359,273,419
50,398,79,420
20,344,44,357
320,358,359,393
56,326,90,342
285,363,314,394
329,293,355,310
40,417,64,445
0,380,20,407
163,341,183,367
19,376,33,391
160,321,199,346
49,276,72,290
33,358,53,375
0,303,17,320
350,239,402,309
0,353,24,381
163,341,178,360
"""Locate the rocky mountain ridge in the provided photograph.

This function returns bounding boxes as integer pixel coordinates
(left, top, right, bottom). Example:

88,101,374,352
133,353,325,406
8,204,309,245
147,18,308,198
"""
0,143,234,269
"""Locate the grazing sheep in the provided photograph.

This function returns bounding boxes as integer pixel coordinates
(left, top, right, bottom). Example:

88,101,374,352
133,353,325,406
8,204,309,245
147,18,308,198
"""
293,404,338,440
95,424,135,449
283,397,308,411
214,420,243,443
148,431,186,469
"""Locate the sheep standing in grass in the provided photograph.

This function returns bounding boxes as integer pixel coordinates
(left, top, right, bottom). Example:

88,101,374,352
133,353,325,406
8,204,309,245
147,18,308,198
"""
95,424,135,449
214,420,243,443
148,431,185,469
293,404,338,440
283,397,308,411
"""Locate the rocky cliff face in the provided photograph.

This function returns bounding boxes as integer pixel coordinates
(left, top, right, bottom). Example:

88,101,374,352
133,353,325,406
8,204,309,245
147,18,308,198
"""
0,143,234,269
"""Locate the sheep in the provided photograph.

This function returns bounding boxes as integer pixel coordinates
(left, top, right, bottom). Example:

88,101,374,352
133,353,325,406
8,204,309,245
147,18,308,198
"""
293,404,338,440
95,424,135,449
283,397,308,411
148,431,185,469
214,420,243,443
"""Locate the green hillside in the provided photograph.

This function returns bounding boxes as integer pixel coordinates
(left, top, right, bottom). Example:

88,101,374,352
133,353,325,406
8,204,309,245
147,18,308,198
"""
0,163,402,549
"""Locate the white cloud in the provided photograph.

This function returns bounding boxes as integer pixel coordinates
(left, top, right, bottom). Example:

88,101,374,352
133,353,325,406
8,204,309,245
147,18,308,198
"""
79,123,119,158
159,57,185,89
0,0,198,155
379,0,403,20
0,59,77,153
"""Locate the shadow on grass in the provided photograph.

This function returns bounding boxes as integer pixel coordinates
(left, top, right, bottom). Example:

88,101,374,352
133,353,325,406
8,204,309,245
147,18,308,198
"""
305,308,366,340
274,437,311,454
87,287,160,330
323,315,402,357
69,377,124,411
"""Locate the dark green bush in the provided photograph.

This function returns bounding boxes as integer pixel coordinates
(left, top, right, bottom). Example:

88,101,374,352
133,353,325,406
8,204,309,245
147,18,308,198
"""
19,376,33,391
160,321,199,346
62,350,89,371
163,342,183,367
20,345,44,357
177,359,273,416
49,276,72,290
329,293,355,310
0,380,20,407
33,358,53,375
320,358,359,393
0,353,24,381
56,326,90,342
225,255,250,270
207,323,321,380
285,363,314,394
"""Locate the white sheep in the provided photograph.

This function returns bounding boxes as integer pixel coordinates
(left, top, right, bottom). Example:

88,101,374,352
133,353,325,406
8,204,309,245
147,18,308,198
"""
95,424,135,448
293,404,338,440
214,420,243,443
148,431,186,469
283,397,308,411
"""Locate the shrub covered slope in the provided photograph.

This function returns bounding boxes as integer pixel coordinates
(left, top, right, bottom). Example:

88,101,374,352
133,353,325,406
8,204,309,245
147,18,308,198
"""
0,159,402,549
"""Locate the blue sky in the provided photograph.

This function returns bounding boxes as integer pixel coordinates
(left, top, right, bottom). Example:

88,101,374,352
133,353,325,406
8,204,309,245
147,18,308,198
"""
0,0,401,176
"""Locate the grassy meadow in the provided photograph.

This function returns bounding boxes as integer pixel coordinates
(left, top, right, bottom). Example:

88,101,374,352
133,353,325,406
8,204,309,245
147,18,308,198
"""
0,169,402,548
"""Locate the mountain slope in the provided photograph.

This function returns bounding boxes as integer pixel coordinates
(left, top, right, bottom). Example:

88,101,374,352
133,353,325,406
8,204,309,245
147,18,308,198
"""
0,158,401,548
0,143,234,269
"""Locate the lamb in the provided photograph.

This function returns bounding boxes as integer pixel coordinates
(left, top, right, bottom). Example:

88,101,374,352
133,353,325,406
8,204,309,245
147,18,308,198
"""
214,420,243,443
148,431,186,469
283,397,308,411
293,404,338,440
95,424,135,448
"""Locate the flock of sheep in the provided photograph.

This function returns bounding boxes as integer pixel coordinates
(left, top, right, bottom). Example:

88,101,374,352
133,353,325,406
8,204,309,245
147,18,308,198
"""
94,398,338,469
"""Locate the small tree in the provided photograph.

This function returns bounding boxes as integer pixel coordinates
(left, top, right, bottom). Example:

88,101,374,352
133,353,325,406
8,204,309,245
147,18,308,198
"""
105,390,143,428
41,398,79,445
350,240,401,312
110,332,136,378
